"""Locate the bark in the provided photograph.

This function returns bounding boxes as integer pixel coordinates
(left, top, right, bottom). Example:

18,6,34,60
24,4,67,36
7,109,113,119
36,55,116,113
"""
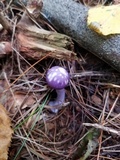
42,0,120,72
15,3,77,61
0,1,76,61
17,26,76,61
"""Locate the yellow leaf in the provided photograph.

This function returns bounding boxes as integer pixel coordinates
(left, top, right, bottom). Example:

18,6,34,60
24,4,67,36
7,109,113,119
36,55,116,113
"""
0,104,13,160
87,5,120,35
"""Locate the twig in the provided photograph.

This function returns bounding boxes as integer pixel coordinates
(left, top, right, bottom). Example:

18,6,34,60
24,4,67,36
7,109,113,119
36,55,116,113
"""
83,123,120,136
0,12,12,33
105,93,120,120
71,71,106,78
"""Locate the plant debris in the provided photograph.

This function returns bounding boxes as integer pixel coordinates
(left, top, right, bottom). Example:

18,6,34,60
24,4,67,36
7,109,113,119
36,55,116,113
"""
0,104,13,160
0,0,119,160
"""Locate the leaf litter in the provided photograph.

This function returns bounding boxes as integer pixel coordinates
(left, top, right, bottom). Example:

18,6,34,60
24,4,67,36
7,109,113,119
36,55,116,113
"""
0,0,120,160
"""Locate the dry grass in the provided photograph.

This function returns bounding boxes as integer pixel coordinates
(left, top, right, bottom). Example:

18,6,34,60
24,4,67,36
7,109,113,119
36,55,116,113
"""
0,0,120,160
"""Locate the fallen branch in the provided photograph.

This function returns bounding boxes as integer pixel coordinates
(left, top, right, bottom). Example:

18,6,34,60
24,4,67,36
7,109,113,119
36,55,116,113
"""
17,25,76,61
0,1,77,61
42,0,120,72
15,1,76,61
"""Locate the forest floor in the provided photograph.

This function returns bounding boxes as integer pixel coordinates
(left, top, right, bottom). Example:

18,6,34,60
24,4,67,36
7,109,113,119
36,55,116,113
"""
0,0,120,160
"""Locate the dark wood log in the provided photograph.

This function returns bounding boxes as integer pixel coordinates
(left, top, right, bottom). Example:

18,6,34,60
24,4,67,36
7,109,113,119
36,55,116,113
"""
42,0,120,72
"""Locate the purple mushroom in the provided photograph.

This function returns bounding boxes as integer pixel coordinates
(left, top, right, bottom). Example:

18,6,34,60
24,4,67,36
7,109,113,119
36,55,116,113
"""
46,66,70,113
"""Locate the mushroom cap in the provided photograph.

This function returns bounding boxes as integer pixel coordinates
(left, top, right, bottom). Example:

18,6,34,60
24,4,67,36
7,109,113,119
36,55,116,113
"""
46,66,69,89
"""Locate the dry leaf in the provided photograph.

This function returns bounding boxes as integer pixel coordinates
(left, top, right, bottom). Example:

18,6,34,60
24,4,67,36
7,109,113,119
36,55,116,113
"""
0,104,13,160
87,5,120,35
13,92,36,109
91,94,102,106
7,92,36,113
46,122,55,131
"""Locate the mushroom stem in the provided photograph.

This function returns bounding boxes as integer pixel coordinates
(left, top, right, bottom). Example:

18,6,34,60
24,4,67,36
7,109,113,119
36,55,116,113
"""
48,88,65,113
